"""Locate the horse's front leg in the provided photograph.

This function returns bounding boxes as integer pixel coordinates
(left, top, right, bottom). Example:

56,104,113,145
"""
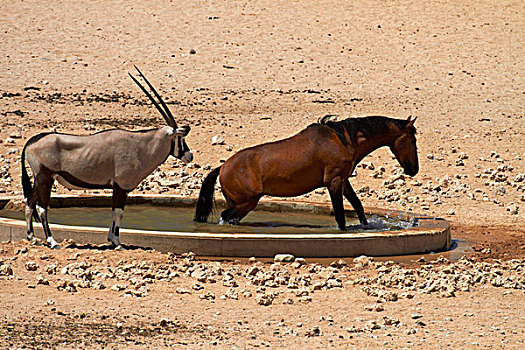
327,177,346,231
343,179,368,226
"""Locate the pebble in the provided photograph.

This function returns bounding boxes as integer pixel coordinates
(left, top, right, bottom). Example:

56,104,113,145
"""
25,261,38,271
365,304,385,312
256,293,275,306
0,263,13,276
274,254,295,263
211,135,225,145
506,203,519,215
36,274,49,285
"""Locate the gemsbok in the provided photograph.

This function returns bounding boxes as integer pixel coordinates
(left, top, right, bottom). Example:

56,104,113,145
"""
22,67,192,248
194,115,418,230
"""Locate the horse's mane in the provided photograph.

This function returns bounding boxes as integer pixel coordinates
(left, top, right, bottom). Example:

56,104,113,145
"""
313,115,415,146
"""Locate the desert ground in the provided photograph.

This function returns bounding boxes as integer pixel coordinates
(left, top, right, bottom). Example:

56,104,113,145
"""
0,0,524,349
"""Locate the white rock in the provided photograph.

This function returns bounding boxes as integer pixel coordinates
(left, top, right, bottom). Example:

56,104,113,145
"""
0,263,13,276
274,254,295,263
211,135,225,145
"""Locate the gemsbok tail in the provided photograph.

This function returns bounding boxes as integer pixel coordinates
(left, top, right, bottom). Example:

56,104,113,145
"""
193,166,221,222
21,143,32,201
21,142,40,222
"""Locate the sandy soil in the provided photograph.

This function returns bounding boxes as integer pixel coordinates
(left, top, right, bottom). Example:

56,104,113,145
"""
0,0,524,349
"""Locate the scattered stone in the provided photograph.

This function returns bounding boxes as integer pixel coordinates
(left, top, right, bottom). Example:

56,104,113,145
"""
159,318,173,327
256,293,275,306
111,284,127,292
366,320,381,330
211,135,225,145
44,264,57,275
0,263,13,276
36,274,49,285
274,254,295,263
57,280,78,293
364,304,385,312
415,320,427,327
330,259,348,268
192,283,204,291
506,203,519,215
353,255,373,269
199,291,215,300
25,261,38,271
305,326,321,337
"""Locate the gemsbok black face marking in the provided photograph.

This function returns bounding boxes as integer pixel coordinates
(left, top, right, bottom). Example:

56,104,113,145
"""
22,67,192,248
194,115,418,231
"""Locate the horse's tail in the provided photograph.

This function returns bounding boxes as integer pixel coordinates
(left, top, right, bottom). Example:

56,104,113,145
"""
193,166,221,222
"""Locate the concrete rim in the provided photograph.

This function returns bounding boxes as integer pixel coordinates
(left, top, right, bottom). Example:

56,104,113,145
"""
0,195,451,257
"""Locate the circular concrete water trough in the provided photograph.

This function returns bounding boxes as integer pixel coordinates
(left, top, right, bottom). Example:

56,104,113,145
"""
0,195,450,257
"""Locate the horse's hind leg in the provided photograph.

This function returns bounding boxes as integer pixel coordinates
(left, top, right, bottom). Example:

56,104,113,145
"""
219,197,260,225
343,179,368,226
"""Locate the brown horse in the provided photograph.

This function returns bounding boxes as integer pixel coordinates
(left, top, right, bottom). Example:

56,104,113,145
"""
194,115,418,231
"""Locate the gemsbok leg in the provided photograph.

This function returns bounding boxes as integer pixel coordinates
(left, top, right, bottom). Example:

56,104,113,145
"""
108,184,128,248
24,201,34,240
343,179,368,226
30,172,59,248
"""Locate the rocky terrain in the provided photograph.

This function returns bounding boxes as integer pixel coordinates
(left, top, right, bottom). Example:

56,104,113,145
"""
1,241,524,349
0,0,524,349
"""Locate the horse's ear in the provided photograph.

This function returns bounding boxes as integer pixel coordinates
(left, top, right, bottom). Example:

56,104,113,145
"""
406,116,417,128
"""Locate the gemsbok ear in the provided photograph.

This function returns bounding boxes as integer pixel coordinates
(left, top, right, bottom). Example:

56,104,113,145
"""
176,126,191,136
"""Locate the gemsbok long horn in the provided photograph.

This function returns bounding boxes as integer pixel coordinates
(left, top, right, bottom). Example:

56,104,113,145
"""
128,66,177,128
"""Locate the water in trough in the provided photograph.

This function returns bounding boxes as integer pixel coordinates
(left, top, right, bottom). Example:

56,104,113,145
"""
0,205,417,234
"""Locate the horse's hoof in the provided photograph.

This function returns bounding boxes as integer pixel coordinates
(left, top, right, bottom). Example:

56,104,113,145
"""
114,245,126,251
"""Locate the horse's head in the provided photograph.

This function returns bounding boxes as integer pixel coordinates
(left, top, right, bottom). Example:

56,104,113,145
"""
390,116,419,176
